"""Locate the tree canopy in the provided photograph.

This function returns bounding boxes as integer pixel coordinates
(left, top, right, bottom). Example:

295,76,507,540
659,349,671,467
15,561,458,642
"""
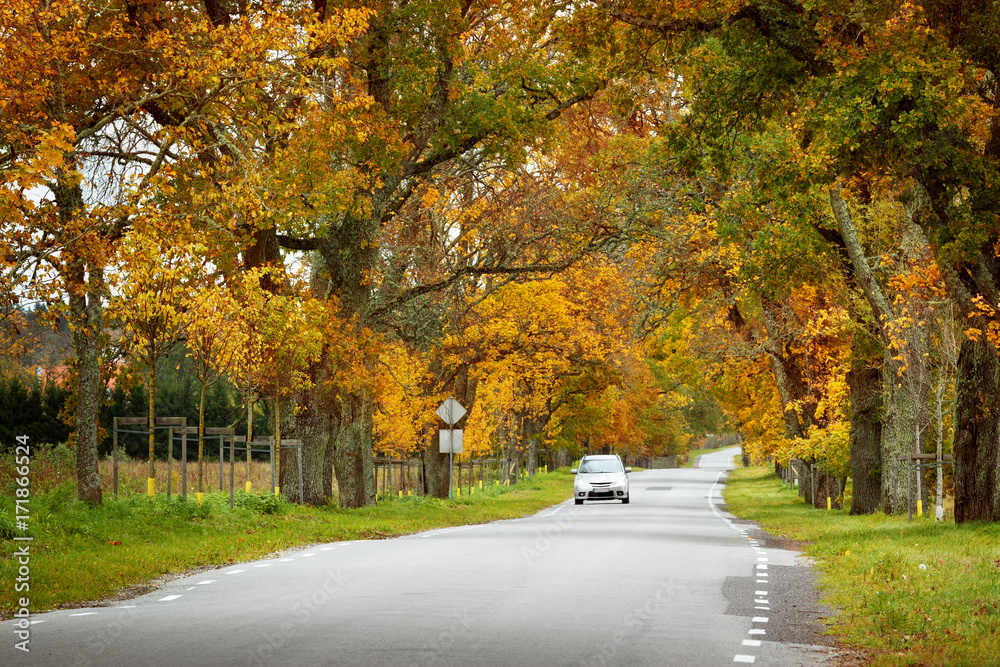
3,0,998,521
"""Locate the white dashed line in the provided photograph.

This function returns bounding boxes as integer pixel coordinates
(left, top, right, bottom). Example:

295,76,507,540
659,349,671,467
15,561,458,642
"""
734,655,756,663
254,564,271,568
158,595,182,602
757,557,768,562
196,580,215,585
742,639,762,647
756,564,768,570
748,629,766,635
69,612,98,617
755,591,768,596
321,547,336,551
752,617,769,623
300,553,316,558
225,569,246,575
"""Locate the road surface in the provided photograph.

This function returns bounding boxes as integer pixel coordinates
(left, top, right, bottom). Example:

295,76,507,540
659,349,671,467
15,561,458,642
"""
6,447,844,666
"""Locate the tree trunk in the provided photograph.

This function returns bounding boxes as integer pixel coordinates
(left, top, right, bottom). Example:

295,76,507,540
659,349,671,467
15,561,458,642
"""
422,430,451,498
798,459,814,502
847,364,882,514
198,380,206,494
813,472,842,509
760,297,811,499
147,370,157,485
881,352,919,514
69,261,103,505
761,299,808,441
554,448,572,469
523,415,540,475
952,337,1000,523
332,397,376,508
282,355,335,505
829,188,922,514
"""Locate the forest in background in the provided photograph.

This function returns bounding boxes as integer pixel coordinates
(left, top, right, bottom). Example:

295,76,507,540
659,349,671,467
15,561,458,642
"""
2,0,998,520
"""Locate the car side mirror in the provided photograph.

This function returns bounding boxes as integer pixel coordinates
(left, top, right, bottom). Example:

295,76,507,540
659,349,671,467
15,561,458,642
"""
625,467,632,473
570,468,578,474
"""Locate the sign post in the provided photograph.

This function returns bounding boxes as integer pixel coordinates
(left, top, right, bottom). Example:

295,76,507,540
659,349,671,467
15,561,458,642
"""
436,398,467,501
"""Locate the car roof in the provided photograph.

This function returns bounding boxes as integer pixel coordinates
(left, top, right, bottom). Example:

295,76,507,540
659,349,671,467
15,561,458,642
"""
582,454,620,459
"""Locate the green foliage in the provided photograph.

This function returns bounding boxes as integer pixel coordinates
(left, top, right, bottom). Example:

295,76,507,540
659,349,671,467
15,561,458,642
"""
0,375,70,450
233,489,287,515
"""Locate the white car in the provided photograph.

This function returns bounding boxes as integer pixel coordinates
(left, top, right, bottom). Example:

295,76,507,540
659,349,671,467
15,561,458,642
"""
572,454,631,504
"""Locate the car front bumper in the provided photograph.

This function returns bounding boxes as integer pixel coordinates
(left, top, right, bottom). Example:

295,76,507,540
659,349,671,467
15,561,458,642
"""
576,487,628,500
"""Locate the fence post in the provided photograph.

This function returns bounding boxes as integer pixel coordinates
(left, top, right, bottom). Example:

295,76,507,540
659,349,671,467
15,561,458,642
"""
810,462,816,508
181,428,188,501
113,417,119,499
245,436,251,493
229,437,236,509
167,427,173,500
297,445,304,505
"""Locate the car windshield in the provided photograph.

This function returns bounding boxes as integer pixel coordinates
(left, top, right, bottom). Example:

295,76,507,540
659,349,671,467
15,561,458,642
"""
579,459,623,474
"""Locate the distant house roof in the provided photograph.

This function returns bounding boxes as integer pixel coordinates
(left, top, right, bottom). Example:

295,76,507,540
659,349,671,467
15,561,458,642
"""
38,364,120,391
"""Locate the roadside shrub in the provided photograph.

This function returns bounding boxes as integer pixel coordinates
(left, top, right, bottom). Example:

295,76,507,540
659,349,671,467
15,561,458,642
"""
233,489,287,515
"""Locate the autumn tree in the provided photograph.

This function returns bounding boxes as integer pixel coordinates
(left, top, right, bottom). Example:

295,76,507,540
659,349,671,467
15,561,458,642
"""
597,0,1000,520
182,282,240,495
111,230,200,495
243,0,651,507
1,0,368,502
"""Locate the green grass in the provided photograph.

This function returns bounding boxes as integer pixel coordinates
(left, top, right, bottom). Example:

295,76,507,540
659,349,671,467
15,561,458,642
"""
1,470,573,617
725,466,1000,666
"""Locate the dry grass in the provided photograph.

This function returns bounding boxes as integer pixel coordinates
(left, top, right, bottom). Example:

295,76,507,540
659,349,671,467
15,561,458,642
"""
101,456,281,498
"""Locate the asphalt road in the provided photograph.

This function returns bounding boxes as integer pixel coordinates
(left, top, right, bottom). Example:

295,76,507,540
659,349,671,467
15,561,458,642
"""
6,447,844,666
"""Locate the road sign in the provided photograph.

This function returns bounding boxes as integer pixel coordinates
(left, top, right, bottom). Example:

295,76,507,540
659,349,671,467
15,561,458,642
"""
436,398,467,426
439,429,463,454
435,398,467,501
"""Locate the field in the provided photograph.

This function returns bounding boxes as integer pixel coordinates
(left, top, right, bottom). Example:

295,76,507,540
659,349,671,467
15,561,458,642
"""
724,466,1000,666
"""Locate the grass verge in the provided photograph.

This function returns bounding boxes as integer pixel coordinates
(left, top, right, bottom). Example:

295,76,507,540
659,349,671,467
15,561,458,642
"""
1,471,573,617
724,466,1000,666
